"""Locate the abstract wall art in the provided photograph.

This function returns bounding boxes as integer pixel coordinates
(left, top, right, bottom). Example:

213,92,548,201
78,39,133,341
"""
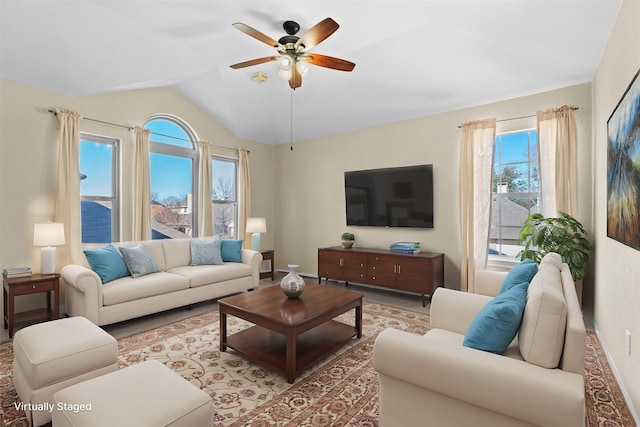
607,69,640,250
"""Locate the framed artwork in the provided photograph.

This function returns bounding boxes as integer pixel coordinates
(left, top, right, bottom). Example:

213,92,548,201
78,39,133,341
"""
607,68,640,250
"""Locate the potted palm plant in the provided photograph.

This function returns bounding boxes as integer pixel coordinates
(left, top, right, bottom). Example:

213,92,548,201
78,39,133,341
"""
516,211,593,282
341,232,355,249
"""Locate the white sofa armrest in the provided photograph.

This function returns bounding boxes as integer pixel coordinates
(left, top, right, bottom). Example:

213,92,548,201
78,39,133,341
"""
60,264,102,324
430,288,492,334
241,249,263,289
474,269,507,296
373,328,585,427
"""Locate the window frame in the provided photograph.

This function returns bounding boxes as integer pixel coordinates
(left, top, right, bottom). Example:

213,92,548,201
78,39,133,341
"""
488,128,540,267
211,155,239,239
146,114,200,238
79,133,120,243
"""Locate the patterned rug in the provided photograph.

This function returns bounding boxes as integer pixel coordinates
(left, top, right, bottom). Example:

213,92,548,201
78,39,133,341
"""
0,302,636,426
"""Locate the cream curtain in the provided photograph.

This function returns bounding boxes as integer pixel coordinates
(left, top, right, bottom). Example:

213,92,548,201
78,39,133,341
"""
459,118,496,292
54,108,83,265
537,105,578,217
238,148,251,248
198,140,213,236
132,126,151,241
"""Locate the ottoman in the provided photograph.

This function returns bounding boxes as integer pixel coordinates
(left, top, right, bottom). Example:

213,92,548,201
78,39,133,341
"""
52,359,214,427
12,316,118,426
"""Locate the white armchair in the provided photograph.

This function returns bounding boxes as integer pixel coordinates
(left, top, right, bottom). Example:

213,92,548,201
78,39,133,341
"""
373,257,586,427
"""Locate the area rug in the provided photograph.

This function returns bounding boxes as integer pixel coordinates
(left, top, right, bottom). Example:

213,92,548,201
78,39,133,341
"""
0,302,635,426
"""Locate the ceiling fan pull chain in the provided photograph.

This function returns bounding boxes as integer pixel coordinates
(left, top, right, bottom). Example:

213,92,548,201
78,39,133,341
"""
290,89,294,151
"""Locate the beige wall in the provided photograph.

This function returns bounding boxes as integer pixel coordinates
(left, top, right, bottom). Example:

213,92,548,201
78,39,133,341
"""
0,79,276,311
592,0,640,415
274,83,593,291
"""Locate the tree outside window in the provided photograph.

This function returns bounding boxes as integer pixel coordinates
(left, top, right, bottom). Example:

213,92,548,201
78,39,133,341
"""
212,157,238,239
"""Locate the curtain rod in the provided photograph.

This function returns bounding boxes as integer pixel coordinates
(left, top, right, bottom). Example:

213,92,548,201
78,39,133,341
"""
457,106,579,129
47,108,247,153
48,108,134,130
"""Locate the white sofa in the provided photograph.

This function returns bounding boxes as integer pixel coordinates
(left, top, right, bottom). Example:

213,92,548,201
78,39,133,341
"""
373,254,586,427
61,238,262,326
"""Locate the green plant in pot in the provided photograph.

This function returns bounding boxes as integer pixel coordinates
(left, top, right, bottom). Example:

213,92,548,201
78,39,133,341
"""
341,232,355,249
516,211,593,282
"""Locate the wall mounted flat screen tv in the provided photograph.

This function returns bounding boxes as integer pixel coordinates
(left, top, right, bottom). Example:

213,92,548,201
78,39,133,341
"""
345,164,434,228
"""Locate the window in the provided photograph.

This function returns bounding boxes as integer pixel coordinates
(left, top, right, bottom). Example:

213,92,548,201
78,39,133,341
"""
489,129,539,261
147,116,198,239
80,134,119,243
212,157,238,238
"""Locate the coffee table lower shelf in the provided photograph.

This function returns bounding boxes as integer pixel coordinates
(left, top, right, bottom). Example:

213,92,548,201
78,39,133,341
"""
223,320,357,383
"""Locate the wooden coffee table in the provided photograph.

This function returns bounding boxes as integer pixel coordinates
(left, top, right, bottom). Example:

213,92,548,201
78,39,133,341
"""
219,283,363,383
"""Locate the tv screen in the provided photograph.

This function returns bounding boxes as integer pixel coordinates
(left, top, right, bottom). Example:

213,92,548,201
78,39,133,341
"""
345,164,434,228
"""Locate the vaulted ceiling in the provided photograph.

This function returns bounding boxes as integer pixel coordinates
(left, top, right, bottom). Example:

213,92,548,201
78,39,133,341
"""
0,1,621,144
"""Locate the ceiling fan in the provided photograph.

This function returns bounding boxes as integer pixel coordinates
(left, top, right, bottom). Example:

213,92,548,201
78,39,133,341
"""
230,17,355,90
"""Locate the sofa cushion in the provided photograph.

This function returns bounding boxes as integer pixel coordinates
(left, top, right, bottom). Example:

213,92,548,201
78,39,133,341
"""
83,244,130,284
539,252,563,270
102,272,190,305
463,283,527,354
221,239,243,263
518,261,567,368
190,238,224,266
120,244,161,278
169,263,252,288
499,259,538,293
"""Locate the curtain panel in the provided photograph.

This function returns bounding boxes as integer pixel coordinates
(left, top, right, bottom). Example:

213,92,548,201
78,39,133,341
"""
198,140,213,236
459,118,496,292
54,108,83,265
238,149,251,248
537,105,578,217
132,126,151,241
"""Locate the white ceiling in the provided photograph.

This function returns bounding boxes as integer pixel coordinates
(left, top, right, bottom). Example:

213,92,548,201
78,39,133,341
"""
0,0,622,145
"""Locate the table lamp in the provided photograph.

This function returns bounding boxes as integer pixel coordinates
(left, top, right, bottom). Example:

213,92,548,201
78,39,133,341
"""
33,222,65,274
245,217,266,251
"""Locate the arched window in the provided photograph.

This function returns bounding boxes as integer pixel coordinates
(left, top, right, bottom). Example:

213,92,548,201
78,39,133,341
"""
146,115,199,239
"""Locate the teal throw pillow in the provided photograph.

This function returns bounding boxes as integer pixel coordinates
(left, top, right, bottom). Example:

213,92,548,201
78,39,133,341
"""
190,238,224,266
119,245,161,278
221,239,243,263
499,259,538,294
463,283,527,354
83,244,130,284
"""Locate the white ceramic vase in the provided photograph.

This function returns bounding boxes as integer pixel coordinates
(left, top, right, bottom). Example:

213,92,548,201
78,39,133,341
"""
281,264,305,298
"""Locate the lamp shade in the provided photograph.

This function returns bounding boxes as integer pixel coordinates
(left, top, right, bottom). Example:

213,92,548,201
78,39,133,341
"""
246,217,267,234
33,222,65,247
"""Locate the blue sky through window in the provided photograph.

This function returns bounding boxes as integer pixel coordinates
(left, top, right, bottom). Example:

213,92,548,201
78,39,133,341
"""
150,153,192,201
148,119,193,148
80,139,112,197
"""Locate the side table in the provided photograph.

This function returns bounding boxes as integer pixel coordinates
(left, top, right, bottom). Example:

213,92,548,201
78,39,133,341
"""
3,273,60,338
260,250,275,281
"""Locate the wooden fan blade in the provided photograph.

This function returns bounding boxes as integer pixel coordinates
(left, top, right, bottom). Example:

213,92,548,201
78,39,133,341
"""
230,56,279,69
289,66,302,89
232,23,281,48
294,17,339,51
301,53,355,72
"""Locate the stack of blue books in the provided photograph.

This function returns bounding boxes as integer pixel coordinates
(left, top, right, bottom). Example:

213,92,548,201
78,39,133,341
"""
390,242,421,254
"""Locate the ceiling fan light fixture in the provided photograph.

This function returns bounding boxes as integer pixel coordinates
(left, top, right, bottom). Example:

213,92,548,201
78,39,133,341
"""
296,60,309,75
278,68,292,80
278,54,294,70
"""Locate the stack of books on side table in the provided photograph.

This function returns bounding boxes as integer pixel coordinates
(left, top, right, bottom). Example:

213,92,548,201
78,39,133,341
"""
390,242,421,254
3,267,33,279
